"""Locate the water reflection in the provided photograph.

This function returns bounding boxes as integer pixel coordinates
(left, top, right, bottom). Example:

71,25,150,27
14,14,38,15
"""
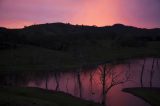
0,58,160,106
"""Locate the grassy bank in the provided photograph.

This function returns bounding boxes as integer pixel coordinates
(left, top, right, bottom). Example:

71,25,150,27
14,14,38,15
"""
0,41,160,72
123,87,160,106
0,87,102,106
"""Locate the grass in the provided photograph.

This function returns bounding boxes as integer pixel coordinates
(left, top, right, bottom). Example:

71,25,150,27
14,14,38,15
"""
0,86,102,106
0,41,160,72
123,87,160,106
0,45,77,71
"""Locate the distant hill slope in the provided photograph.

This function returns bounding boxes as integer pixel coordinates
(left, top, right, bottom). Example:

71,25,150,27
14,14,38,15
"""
0,23,160,71
0,22,160,51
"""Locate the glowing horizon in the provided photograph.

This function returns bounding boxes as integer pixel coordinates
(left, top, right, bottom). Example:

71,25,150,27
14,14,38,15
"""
0,0,160,28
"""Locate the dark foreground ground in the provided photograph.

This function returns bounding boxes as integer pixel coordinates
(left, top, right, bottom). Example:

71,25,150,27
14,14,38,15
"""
0,87,102,106
123,88,160,106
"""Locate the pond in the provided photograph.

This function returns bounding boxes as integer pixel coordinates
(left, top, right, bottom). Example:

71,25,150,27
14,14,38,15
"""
1,58,160,106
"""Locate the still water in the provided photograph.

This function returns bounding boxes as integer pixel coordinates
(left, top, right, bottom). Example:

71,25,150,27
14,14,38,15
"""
1,58,160,106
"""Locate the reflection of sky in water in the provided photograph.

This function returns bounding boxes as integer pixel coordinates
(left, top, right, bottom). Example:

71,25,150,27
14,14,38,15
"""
3,58,160,106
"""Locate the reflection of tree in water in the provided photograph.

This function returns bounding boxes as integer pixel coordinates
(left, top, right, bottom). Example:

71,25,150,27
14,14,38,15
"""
77,69,83,98
45,77,48,89
156,59,160,71
33,72,51,87
98,64,131,106
150,58,155,88
89,70,96,95
73,69,83,98
73,73,77,96
1,58,160,106
66,77,69,92
54,72,60,91
137,58,160,88
140,59,146,87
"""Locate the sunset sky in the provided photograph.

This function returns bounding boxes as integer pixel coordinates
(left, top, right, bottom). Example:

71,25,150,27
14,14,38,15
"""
0,0,160,28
